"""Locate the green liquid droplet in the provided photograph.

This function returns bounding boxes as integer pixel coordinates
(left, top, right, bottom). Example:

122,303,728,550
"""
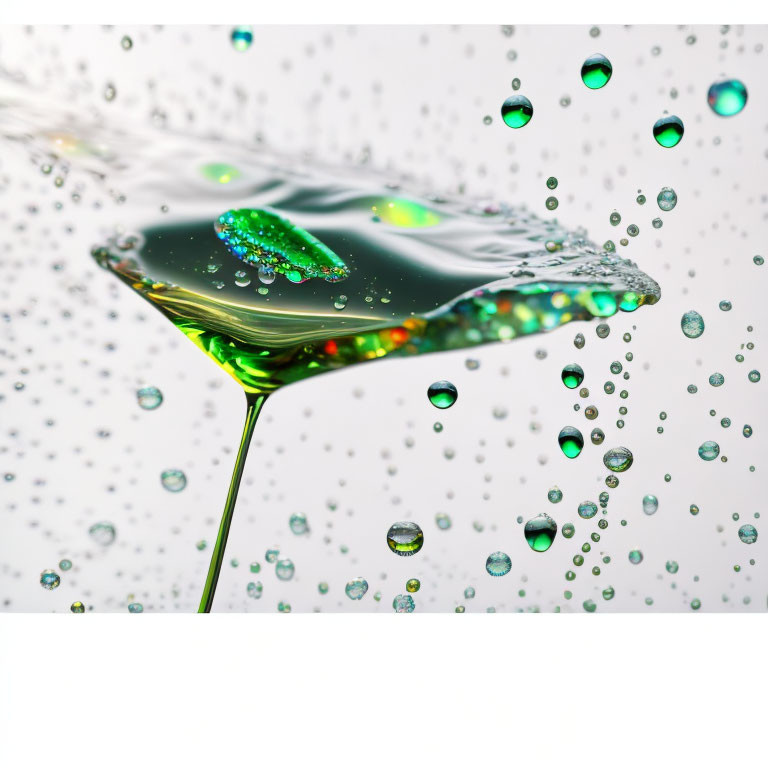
581,53,613,89
231,26,253,51
707,79,747,117
428,380,458,409
561,363,584,389
500,95,533,128
524,514,558,552
653,115,684,148
485,551,512,576
386,521,424,556
681,310,705,339
558,426,584,458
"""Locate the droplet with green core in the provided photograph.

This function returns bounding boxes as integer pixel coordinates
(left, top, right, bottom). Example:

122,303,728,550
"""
707,79,747,117
558,426,584,458
500,95,533,128
561,363,585,389
427,380,458,409
231,26,253,51
581,53,613,89
653,115,684,147
524,514,558,552
386,522,424,556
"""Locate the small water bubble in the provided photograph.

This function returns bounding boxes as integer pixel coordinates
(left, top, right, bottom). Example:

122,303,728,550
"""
681,310,705,339
698,441,720,461
136,385,163,410
657,187,677,211
275,558,295,581
500,95,534,128
653,115,684,148
120,35,133,50
386,522,424,556
642,494,658,515
393,594,415,613
161,469,187,492
40,569,61,590
581,53,613,89
485,551,512,576
103,83,117,102
89,521,116,546
345,578,369,600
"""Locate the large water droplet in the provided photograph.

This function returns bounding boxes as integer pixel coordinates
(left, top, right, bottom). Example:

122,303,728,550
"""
581,53,613,89
500,95,533,128
428,380,458,409
524,514,558,552
558,426,584,458
386,521,424,556
653,115,684,147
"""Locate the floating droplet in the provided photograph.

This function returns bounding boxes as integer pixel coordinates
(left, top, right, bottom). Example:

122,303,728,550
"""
642,494,659,515
393,594,415,613
558,426,584,458
628,549,644,565
657,187,677,211
590,427,605,445
435,512,452,530
548,486,563,504
524,514,557,552
581,53,613,89
265,547,280,563
89,521,116,546
681,310,705,339
289,513,309,535
500,94,533,128
545,196,559,211
40,569,60,590
719,300,732,311
709,372,725,387
738,524,758,544
231,26,254,51
161,469,187,492
128,603,144,614
386,521,424,556
574,332,585,349
137,385,163,410
578,501,598,519
748,370,761,383
546,176,558,190
698,440,720,461
427,380,458,409
485,551,512,576
59,558,72,571
653,115,684,148
666,560,679,574
707,79,748,117
275,558,295,581
345,578,369,600
743,424,753,438
561,363,585,389
247,581,263,599
406,578,421,593
103,83,117,102
603,446,633,472
120,35,133,51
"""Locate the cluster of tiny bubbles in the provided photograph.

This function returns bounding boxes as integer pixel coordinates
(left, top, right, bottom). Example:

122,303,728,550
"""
161,469,187,492
603,446,633,472
545,196,559,211
230,25,254,51
709,372,725,387
89,521,116,546
681,310,705,339
698,441,720,461
435,513,452,530
558,426,584,458
628,549,644,565
748,370,761,383
738,525,758,544
485,552,512,577
546,176,558,190
247,582,263,599
393,594,415,613
59,558,73,571
657,187,677,211
345,578,369,600
610,211,622,226
464,586,476,599
642,495,659,515
71,602,86,614
128,603,144,614
289,512,309,535
581,53,613,89
524,514,558,552
40,570,61,590
596,323,610,339
136,385,163,410
653,115,685,148
574,332,586,350
275,559,295,581
386,521,424,556
427,380,458,409
707,79,748,117
561,363,585,389
578,501,598,519
406,578,421,593
590,427,605,445
548,486,563,504
500,94,534,129
265,547,280,563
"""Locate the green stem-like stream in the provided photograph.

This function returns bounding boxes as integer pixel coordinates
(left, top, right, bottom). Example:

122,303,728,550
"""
198,392,268,613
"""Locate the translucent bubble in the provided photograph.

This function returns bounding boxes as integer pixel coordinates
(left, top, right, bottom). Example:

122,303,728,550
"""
485,551,512,576
578,501,598,519
545,196,559,211
603,446,633,472
333,294,348,310
754,255,764,266
590,428,605,445
698,441,720,461
652,218,663,229
265,547,280,563
247,581,263,599
289,513,309,535
435,513,452,530
40,569,60,590
738,524,757,544
427,380,458,409
581,53,613,89
483,115,493,126
558,426,584,458
610,211,621,226
743,425,753,438
709,372,725,387
719,300,732,311
636,194,646,205
249,562,261,574
681,310,705,339
137,385,163,410
464,586,476,599
231,26,254,51
657,187,677,211
627,224,639,237
628,549,644,565
561,363,585,389
748,370,761,383
574,333,585,349
512,78,521,91
393,594,415,613
345,578,369,600
596,323,610,339
121,35,133,51
89,521,116,546
128,603,144,613
276,559,295,581
707,79,748,117
103,83,117,102
70,601,85,613
59,559,72,571
524,514,558,552
500,94,534,128
642,494,658,515
161,469,187,492
653,115,684,148
386,521,424,556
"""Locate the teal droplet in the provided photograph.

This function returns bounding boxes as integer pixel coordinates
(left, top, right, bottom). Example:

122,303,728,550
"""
547,486,563,504
89,521,116,546
642,494,658,515
603,446,633,473
653,115,684,148
345,578,369,600
500,95,533,128
428,380,458,409
578,501,598,519
666,560,679,574
698,440,720,461
657,187,677,211
581,53,613,89
161,469,187,492
485,551,512,576
738,524,757,544
561,363,585,389
275,558,295,581
386,521,424,556
137,386,163,410
289,513,309,535
393,594,416,613
128,603,144,613
59,558,73,571
681,310,705,339
40,569,60,590
707,79,747,117
628,549,643,564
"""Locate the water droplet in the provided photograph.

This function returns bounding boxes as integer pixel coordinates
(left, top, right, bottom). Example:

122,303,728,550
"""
743,424,753,438
59,558,72,571
748,370,761,383
546,176,558,190
590,427,605,445
265,547,280,563
707,79,748,117
561,363,585,389
709,372,725,387
596,323,610,339
642,494,658,515
754,255,764,266
435,512,452,530
289,513,309,535
558,426,584,458
548,486,563,504
609,210,622,226
393,594,415,613
627,224,639,237
231,26,254,51
128,603,144,613
681,310,705,339
653,115,684,148
636,193,646,205
738,524,758,544
275,558,295,581
120,35,133,51
628,549,644,564
603,446,633,472
657,187,677,211
524,514,558,552
500,94,533,128
578,501,598,519
386,521,424,556
652,218,663,229
345,578,369,600
485,551,512,576
581,53,613,89
427,380,458,409
574,332,585,349
103,83,117,102
545,196,559,211
161,469,187,492
666,560,679,574
406,578,420,593
698,441,720,461
71,601,85,613
719,300,732,311
89,521,116,546
137,385,163,410
40,569,60,590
